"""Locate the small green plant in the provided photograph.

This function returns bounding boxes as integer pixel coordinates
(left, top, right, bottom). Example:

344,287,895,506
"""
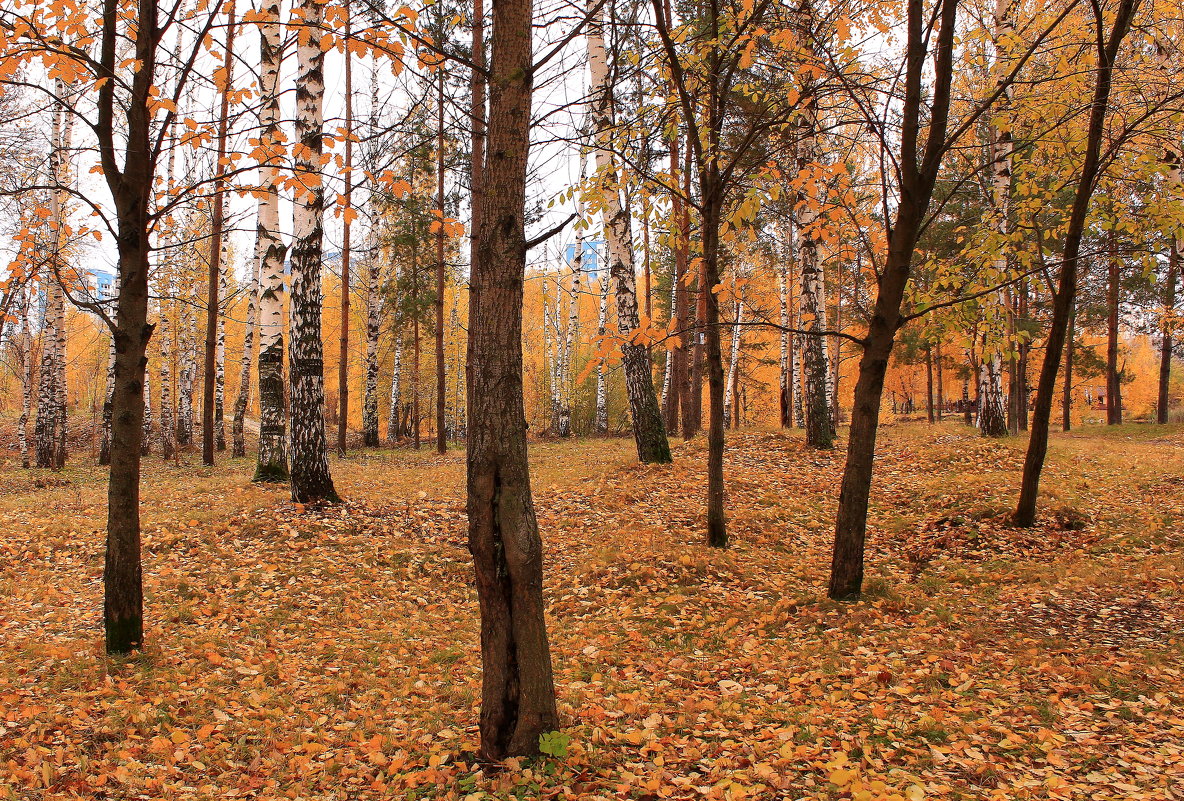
538,730,570,758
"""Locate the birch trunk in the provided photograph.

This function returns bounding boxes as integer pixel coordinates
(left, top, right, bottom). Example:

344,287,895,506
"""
387,286,402,445
723,297,743,428
777,238,791,428
17,287,33,468
253,0,289,481
214,252,227,451
594,270,609,434
35,279,64,468
363,234,382,446
586,6,670,463
159,276,175,460
203,2,236,466
141,373,153,455
795,27,834,449
232,254,259,457
287,0,339,502
559,235,581,436
159,127,177,461
36,90,69,469
978,0,1012,438
363,66,383,447
176,280,196,446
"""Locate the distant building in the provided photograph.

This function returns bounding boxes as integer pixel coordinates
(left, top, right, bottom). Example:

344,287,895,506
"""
564,240,607,283
283,251,342,277
85,268,117,299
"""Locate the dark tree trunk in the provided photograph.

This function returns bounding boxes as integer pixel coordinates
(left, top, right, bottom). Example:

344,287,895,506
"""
338,9,353,457
1159,238,1178,423
1063,293,1076,432
1017,281,1029,430
97,0,162,654
202,3,235,467
828,0,958,600
1015,0,1135,526
935,341,944,420
436,69,448,455
925,346,935,424
702,190,727,547
687,252,706,438
466,0,557,760
1106,239,1122,425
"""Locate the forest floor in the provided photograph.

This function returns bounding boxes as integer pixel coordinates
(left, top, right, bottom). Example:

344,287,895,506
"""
2,421,1183,800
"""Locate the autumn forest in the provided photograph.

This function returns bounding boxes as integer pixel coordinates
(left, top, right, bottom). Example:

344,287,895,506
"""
1,0,1183,797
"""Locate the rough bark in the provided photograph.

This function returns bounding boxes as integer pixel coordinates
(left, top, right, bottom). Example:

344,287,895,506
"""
594,270,609,434
796,107,834,446
203,1,235,466
723,296,743,428
1106,241,1123,425
777,247,792,428
17,287,33,468
466,0,558,758
587,8,671,464
828,0,958,600
159,271,175,460
232,252,259,457
338,7,354,456
253,0,289,482
1014,0,1137,527
214,255,227,452
99,0,162,653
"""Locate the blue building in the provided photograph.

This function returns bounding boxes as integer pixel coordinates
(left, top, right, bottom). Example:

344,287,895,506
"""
564,240,607,283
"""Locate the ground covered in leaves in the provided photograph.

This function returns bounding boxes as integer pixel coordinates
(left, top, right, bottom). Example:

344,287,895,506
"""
2,422,1183,800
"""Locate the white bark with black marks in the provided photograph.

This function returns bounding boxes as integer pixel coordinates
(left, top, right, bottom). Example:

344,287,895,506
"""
287,0,338,502
253,0,289,481
586,7,669,462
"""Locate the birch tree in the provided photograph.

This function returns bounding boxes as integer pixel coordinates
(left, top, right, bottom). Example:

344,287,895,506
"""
232,255,259,457
287,0,339,502
253,0,289,482
586,3,671,464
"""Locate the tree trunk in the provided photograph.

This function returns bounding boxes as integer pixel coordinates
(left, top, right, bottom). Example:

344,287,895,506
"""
203,1,236,466
723,297,743,428
288,0,338,503
702,188,727,547
586,8,671,464
215,258,227,451
978,353,1007,436
17,287,33,468
560,235,580,437
387,288,402,445
142,373,154,455
1015,0,1135,526
925,346,935,424
99,331,116,465
1160,238,1179,424
435,68,448,454
935,342,944,420
1063,292,1076,431
232,253,259,458
466,0,558,758
338,8,354,456
828,0,959,599
254,0,289,481
1106,237,1122,425
594,271,609,434
412,233,421,449
777,229,792,428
